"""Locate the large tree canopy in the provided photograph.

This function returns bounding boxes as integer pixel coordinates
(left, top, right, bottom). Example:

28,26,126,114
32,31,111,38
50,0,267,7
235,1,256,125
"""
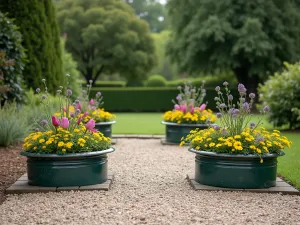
125,0,169,33
56,0,156,85
167,0,300,93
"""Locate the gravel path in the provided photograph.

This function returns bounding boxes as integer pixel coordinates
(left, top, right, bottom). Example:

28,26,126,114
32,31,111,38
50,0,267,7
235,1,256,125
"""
1,139,300,225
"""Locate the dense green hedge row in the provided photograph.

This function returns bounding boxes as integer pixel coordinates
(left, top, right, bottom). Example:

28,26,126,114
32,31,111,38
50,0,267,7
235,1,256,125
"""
90,87,239,112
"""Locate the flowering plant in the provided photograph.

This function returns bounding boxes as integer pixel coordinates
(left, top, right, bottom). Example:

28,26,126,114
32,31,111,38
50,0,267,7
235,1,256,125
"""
22,76,111,154
163,81,216,124
181,82,291,162
74,80,116,123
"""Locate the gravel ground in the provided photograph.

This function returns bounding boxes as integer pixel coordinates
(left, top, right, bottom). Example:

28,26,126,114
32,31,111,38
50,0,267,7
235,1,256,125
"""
1,139,300,225
0,144,26,204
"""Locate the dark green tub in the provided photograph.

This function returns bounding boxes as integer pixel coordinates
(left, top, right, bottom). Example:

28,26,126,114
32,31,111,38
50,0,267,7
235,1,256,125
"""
189,149,284,189
161,121,209,144
95,121,116,138
21,148,115,187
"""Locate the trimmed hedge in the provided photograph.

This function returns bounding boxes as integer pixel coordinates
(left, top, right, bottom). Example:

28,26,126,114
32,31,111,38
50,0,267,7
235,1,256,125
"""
79,80,125,87
90,87,239,112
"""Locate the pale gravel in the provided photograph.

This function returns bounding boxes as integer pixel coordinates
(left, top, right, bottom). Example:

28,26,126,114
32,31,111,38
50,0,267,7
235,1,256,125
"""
1,139,300,225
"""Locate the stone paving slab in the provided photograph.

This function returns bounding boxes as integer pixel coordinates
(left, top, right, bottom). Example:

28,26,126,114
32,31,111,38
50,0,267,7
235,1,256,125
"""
6,172,114,194
187,173,299,195
160,138,189,146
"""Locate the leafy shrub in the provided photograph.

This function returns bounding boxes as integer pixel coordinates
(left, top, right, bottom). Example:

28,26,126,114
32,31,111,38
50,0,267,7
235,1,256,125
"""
0,12,26,103
145,75,167,87
0,102,29,147
259,62,300,129
61,38,81,98
23,89,61,125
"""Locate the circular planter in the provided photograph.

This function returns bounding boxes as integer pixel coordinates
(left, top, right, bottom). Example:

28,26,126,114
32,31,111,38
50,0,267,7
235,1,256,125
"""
161,121,209,144
189,148,284,189
20,148,115,187
95,121,116,138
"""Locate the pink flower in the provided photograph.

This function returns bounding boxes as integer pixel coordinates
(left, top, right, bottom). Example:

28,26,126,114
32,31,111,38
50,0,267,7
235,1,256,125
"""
85,119,95,131
174,104,180,110
89,99,94,105
180,104,187,113
61,117,69,129
84,111,89,117
199,104,206,111
51,116,60,127
77,116,82,125
190,107,195,114
76,103,82,110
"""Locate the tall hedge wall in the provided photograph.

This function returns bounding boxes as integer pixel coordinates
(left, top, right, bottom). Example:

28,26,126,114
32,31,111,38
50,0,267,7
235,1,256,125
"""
90,87,239,112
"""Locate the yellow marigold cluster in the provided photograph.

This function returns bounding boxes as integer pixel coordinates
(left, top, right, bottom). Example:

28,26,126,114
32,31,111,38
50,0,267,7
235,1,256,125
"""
163,109,216,124
23,127,111,154
181,128,291,158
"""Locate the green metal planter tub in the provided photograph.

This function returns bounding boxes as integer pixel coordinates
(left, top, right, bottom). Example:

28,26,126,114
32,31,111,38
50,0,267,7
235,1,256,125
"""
95,121,116,138
20,148,115,187
161,121,209,144
189,148,284,189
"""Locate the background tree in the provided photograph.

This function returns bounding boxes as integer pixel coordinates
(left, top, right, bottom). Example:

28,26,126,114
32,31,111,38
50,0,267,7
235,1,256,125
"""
56,0,156,86
0,12,26,103
0,0,64,92
125,0,169,33
167,0,300,94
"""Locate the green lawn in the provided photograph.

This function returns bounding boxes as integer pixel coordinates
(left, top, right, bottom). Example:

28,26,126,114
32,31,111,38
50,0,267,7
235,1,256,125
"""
112,113,300,189
112,112,273,134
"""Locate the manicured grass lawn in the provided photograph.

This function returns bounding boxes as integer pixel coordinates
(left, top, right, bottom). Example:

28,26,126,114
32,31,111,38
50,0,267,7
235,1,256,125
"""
113,113,300,189
112,113,273,134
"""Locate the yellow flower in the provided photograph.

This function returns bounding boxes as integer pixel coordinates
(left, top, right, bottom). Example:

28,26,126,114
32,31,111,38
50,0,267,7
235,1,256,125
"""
58,141,65,147
209,142,215,147
195,146,200,150
234,135,241,139
74,129,80,133
62,149,66,152
39,139,45,143
42,146,46,149
33,147,37,150
179,141,185,147
66,142,73,149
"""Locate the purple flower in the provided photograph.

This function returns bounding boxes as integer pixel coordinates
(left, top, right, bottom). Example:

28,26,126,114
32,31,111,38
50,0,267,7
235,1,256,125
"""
41,95,47,100
240,98,245,103
176,94,182,101
238,83,247,94
96,92,101,97
255,136,265,143
228,95,233,100
75,99,80,104
263,105,270,112
216,112,222,118
223,81,229,86
215,86,220,92
82,90,87,94
249,93,255,99
250,122,256,129
228,108,234,115
76,109,81,114
70,112,75,118
66,89,72,96
222,128,228,135
40,120,48,126
35,128,40,132
242,102,250,111
36,88,41,93
219,103,226,108
213,125,220,131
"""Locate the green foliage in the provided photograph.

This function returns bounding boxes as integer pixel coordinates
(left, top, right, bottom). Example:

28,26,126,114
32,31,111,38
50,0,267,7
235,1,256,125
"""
259,62,300,129
0,12,26,103
79,80,125,88
56,0,156,85
0,0,64,93
145,75,167,87
125,0,169,33
167,0,300,93
0,102,30,147
150,30,178,80
167,73,237,88
90,87,238,112
61,38,81,98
